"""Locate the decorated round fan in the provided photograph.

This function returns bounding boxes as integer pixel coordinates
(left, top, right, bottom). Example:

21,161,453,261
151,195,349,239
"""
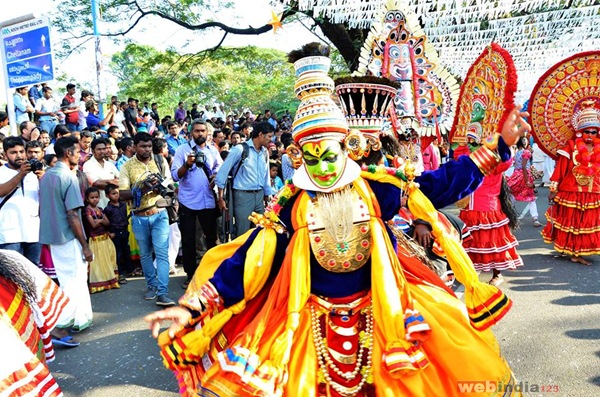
449,43,517,145
528,51,600,160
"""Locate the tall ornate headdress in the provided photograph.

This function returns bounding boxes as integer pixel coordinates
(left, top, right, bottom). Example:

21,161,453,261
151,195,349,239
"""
288,43,362,192
289,43,348,145
449,43,517,146
528,51,600,159
334,75,398,159
356,0,459,140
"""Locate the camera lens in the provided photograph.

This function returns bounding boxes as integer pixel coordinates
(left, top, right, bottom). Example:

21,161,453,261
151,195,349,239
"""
28,159,43,172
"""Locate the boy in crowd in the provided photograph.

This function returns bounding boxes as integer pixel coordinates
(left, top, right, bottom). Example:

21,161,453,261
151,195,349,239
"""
103,184,132,283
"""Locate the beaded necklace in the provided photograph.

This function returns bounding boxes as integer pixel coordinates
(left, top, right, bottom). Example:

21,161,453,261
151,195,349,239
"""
310,304,374,397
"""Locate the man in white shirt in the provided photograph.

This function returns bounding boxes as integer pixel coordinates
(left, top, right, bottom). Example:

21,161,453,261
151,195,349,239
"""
82,138,119,208
0,137,41,264
113,102,128,134
35,86,60,137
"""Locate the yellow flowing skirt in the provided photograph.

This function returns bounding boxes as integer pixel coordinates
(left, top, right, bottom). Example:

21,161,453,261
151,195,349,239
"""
199,282,519,396
88,234,120,294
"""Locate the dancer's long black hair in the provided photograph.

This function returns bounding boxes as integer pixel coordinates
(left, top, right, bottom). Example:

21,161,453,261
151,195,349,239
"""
500,175,520,230
0,251,37,306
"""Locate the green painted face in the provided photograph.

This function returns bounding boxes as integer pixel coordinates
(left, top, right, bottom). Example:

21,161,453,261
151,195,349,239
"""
302,139,346,188
471,102,485,123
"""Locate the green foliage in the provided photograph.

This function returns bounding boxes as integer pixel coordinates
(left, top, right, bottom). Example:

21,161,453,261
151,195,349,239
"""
109,43,299,117
329,49,352,79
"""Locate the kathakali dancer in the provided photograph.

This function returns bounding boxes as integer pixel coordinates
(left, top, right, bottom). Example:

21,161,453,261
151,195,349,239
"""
145,43,526,397
450,43,524,287
529,51,600,265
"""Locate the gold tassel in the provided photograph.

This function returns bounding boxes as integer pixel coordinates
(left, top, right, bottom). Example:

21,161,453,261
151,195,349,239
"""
406,184,512,330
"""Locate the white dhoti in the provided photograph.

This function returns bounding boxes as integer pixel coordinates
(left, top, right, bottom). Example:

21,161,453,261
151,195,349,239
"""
50,239,93,330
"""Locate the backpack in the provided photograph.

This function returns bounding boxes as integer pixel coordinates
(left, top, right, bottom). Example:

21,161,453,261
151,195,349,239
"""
231,142,250,179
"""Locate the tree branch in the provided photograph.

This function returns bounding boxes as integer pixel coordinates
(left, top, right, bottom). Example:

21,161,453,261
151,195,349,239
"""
95,2,296,39
61,37,96,60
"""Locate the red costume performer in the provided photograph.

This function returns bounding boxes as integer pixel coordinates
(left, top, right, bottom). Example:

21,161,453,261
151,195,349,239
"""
529,51,600,265
450,44,523,285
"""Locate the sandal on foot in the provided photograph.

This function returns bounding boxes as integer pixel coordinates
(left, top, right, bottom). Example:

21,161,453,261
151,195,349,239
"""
533,220,542,227
52,335,80,348
489,276,504,286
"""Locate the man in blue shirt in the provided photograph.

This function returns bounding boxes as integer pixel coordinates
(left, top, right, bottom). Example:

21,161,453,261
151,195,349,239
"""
85,100,116,130
165,121,187,156
216,122,274,238
171,119,220,287
14,87,34,124
28,84,42,109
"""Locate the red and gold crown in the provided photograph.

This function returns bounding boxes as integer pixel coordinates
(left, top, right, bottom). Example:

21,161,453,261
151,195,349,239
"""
334,76,398,140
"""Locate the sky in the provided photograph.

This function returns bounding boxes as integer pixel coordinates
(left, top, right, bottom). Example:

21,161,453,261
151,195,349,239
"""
0,0,320,102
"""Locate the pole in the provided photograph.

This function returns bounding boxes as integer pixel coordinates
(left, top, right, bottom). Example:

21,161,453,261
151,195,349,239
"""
91,0,104,119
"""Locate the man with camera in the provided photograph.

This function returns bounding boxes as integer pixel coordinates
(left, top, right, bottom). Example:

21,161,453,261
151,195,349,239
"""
171,119,220,289
119,133,175,306
0,137,42,265
25,141,46,180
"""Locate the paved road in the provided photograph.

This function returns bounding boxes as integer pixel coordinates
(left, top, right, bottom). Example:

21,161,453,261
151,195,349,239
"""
49,187,600,397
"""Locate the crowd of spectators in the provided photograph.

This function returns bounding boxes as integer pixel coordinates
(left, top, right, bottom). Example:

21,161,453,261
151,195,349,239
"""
0,83,297,343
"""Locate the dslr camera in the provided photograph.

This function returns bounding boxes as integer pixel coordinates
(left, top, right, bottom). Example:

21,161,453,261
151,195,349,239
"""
142,173,175,199
27,159,44,172
191,149,207,167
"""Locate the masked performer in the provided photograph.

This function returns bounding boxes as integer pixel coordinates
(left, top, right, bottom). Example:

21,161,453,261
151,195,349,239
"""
146,44,526,397
529,51,600,265
450,44,524,287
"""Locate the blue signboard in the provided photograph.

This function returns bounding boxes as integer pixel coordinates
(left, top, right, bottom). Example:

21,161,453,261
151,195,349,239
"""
6,53,54,87
1,17,54,88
